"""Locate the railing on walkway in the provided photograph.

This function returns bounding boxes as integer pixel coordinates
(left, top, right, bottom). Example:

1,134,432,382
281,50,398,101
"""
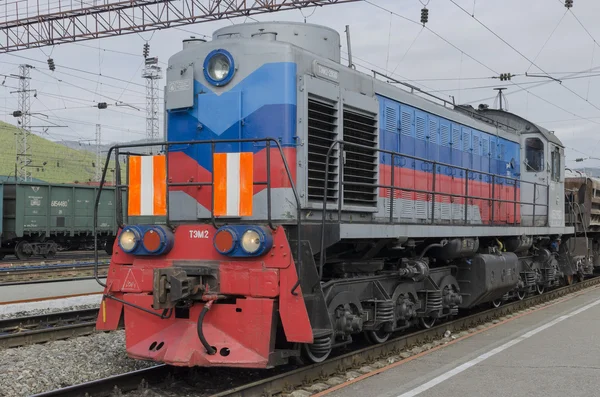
318,139,549,272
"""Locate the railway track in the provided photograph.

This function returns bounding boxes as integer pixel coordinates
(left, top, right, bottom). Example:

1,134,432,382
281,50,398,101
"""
0,262,110,283
32,275,600,397
0,308,100,348
0,250,110,266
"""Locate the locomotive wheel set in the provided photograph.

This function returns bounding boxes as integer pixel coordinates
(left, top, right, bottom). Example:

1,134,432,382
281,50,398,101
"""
95,22,600,369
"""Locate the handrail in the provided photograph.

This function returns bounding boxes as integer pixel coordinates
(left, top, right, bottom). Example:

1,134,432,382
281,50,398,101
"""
93,138,303,296
318,139,549,280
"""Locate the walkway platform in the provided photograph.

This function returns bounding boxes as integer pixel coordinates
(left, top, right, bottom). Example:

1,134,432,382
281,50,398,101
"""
323,285,600,397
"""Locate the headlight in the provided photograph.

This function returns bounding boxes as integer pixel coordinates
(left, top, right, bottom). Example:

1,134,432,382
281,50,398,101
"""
119,228,139,253
208,53,230,81
241,229,261,254
203,49,235,86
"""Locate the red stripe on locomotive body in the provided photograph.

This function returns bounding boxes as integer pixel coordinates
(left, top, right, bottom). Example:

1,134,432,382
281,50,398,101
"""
96,225,312,368
167,149,521,224
167,148,297,211
378,164,521,224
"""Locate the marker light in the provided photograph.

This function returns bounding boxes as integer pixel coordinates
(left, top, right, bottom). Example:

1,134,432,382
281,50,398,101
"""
119,228,140,253
143,229,162,252
203,49,235,86
214,227,237,255
141,226,174,255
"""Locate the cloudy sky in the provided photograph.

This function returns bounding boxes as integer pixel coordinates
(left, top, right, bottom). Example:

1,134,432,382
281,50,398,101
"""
1,0,600,168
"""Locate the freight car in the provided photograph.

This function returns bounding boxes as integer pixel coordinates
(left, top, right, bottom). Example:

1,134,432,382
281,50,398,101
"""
0,182,117,260
95,21,600,369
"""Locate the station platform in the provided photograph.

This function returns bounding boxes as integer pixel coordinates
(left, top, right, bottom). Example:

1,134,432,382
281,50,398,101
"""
322,285,600,397
0,278,103,304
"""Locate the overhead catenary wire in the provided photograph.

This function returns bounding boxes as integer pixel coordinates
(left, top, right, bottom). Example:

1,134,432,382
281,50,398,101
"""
363,1,600,127
448,0,600,116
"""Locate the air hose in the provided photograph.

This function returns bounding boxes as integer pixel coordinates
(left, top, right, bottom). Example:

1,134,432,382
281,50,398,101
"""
197,300,217,355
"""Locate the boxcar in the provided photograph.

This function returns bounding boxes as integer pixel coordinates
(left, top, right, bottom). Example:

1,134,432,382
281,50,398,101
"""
0,182,117,259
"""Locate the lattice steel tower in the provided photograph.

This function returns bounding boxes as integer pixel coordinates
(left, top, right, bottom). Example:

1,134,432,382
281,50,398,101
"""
142,54,162,152
15,64,33,182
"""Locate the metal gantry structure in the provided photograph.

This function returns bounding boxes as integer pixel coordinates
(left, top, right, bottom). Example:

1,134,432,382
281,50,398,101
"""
14,65,33,182
0,0,359,53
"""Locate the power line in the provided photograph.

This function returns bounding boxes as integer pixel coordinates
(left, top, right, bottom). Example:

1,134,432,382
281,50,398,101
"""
526,9,568,73
448,0,600,115
363,1,600,127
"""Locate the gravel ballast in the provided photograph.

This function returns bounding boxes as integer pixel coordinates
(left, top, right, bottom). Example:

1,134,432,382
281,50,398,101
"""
0,330,156,397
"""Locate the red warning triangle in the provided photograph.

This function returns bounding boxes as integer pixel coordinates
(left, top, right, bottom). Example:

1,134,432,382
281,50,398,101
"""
122,269,140,292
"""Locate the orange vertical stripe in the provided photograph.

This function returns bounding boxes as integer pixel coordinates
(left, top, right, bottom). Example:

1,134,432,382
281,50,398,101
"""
213,153,227,216
128,156,141,216
153,155,167,216
238,152,253,216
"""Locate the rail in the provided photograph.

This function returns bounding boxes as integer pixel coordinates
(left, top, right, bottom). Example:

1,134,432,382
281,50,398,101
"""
319,139,549,276
0,308,99,348
92,138,302,294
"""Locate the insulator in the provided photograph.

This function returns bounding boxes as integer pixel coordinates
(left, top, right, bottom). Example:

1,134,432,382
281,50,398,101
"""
565,0,573,8
143,43,150,58
420,7,428,25
47,58,55,71
12,110,22,117
97,102,108,109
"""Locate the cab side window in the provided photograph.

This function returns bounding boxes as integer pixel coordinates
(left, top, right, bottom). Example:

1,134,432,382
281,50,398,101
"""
525,138,544,172
551,146,561,182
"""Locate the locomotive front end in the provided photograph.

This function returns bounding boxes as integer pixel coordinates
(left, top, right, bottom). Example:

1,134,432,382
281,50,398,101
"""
94,23,333,368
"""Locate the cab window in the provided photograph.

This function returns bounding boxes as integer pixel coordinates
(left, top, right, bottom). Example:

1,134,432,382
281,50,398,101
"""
551,146,561,182
525,138,544,172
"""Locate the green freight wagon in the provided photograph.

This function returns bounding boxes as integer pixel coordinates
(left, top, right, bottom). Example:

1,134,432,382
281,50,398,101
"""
0,182,118,260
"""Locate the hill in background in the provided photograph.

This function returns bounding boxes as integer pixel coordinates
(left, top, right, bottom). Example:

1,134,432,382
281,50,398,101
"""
0,121,119,184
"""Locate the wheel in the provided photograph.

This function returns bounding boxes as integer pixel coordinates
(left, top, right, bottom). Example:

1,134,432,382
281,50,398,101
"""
517,290,526,300
536,284,545,295
491,299,502,308
419,316,436,329
364,328,392,344
300,335,332,364
15,241,32,260
42,241,57,258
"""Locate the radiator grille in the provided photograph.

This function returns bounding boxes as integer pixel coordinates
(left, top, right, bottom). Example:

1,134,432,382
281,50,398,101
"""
307,97,339,203
342,108,378,207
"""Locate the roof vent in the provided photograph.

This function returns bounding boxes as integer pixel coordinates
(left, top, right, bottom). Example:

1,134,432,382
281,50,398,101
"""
183,37,206,49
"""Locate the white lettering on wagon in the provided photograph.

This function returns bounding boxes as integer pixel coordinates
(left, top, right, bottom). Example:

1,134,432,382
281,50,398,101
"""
51,200,69,207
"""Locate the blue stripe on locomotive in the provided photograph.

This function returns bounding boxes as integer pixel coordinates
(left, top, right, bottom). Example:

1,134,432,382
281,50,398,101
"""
378,95,521,183
167,62,297,172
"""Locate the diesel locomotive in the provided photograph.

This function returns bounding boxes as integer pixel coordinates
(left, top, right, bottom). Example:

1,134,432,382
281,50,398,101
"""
95,21,598,368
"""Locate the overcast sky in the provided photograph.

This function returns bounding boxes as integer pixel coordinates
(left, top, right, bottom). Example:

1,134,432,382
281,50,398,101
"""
1,0,600,168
